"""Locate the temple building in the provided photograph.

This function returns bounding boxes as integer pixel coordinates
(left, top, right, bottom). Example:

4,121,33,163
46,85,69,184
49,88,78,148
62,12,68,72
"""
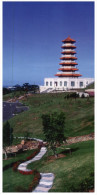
40,36,94,93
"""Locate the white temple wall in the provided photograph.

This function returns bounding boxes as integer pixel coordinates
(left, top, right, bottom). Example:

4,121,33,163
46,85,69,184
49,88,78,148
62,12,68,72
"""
41,77,94,90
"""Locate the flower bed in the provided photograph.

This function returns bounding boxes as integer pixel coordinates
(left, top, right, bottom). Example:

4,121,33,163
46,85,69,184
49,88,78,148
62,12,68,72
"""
12,146,42,192
13,161,20,172
28,170,41,192
18,170,34,175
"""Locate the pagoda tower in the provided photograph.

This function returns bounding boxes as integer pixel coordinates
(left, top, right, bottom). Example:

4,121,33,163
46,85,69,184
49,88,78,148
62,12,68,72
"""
55,36,82,77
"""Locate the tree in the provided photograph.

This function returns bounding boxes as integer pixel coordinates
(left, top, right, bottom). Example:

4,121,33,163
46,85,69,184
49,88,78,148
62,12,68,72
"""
41,112,66,158
22,83,30,92
3,121,13,159
13,84,22,91
3,87,11,95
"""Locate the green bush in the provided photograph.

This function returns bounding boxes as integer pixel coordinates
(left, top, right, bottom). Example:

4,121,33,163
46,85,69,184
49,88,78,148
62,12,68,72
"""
69,172,94,192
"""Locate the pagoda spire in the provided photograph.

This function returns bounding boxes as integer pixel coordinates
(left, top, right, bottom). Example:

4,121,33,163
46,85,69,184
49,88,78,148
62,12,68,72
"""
55,36,82,77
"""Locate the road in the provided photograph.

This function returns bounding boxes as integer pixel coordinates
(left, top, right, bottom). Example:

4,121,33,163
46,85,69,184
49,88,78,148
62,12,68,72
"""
3,101,29,121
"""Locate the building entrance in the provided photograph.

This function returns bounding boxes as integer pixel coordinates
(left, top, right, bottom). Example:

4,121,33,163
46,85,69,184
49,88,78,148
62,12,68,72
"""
54,82,58,87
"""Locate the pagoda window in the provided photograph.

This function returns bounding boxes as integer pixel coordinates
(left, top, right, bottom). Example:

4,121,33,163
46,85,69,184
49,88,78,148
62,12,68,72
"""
79,82,83,87
60,81,62,86
46,81,48,86
64,81,67,86
50,81,52,86
71,81,75,87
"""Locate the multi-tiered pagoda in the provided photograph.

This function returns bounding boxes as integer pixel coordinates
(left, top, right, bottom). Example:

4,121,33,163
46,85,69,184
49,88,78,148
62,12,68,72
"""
40,36,94,93
55,36,82,77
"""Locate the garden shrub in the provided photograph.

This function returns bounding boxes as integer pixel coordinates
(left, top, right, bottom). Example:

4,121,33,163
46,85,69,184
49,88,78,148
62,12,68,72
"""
69,172,94,192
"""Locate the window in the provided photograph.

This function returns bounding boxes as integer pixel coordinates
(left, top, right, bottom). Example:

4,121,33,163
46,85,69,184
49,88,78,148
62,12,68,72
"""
46,81,48,86
60,81,62,86
80,82,83,87
50,81,52,86
71,81,75,87
64,81,67,86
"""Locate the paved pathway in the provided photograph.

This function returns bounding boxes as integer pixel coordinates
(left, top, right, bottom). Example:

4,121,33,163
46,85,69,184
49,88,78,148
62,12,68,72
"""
18,147,47,172
33,173,54,193
17,146,54,192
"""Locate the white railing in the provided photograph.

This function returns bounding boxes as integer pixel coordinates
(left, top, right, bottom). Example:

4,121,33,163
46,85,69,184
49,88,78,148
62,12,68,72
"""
61,54,75,57
62,49,73,52
62,43,74,47
61,60,76,63
61,60,72,63
59,66,75,69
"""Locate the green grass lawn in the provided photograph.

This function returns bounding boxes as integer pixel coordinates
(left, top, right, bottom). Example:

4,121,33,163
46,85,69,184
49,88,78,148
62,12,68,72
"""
3,140,94,192
3,91,26,101
3,149,37,192
28,140,94,192
4,93,94,139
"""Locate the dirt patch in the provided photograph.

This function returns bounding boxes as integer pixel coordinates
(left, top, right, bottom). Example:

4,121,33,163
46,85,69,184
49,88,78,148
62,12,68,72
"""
4,140,40,154
66,133,94,145
47,153,66,162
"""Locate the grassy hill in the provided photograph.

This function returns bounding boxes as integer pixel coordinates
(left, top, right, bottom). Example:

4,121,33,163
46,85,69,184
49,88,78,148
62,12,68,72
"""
3,93,94,140
3,93,94,192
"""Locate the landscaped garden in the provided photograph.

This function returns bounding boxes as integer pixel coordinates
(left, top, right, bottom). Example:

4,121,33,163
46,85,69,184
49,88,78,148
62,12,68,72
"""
3,149,41,192
3,92,94,192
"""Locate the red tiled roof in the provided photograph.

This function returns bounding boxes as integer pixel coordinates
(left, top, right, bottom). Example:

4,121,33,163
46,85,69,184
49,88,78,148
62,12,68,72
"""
55,74,82,77
60,56,77,60
61,51,76,54
59,62,78,65
61,45,76,48
58,68,78,71
62,36,76,43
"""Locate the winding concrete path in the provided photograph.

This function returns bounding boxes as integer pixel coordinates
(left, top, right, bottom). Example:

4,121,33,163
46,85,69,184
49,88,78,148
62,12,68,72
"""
17,146,54,192
33,173,54,192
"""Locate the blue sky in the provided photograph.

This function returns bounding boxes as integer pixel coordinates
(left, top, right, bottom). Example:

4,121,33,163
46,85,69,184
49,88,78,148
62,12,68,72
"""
3,1,94,86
